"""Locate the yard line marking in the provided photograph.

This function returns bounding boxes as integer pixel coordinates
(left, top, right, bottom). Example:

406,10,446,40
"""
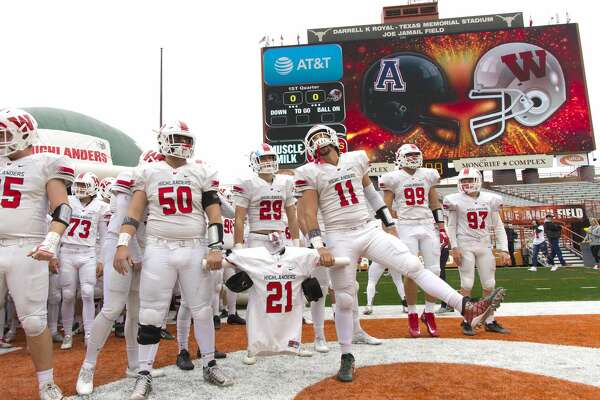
524,278,549,281
535,287,551,290
580,286,597,289
560,277,586,280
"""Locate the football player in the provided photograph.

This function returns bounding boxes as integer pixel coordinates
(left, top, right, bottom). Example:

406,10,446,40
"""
114,121,232,399
75,150,163,396
0,108,75,399
364,260,406,315
295,125,506,382
443,168,511,336
379,144,445,337
58,172,108,349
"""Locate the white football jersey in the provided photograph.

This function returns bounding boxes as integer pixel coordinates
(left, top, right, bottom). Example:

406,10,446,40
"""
443,191,503,244
0,153,74,239
226,247,320,355
295,151,371,232
379,168,439,224
233,174,296,232
223,216,235,249
62,196,109,247
132,160,219,240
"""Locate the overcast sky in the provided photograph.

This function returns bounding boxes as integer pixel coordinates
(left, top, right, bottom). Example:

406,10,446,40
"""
3,0,597,182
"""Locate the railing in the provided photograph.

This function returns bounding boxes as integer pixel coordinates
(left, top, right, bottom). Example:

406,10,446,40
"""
560,224,584,258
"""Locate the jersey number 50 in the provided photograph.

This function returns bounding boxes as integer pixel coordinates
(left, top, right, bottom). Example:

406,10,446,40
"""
266,281,292,313
158,186,192,215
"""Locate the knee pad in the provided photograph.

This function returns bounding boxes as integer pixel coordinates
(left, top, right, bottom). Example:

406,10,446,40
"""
137,323,161,345
21,315,47,337
139,308,164,327
425,264,441,277
482,278,496,291
404,255,424,280
335,291,354,311
191,305,213,322
81,284,95,300
47,292,61,305
62,288,76,302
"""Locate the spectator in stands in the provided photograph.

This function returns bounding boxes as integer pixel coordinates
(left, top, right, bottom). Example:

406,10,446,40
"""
544,214,566,270
528,220,547,272
505,224,518,267
583,218,600,270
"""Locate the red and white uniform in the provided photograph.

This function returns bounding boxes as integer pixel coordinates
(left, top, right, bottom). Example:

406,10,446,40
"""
0,153,74,337
233,174,295,248
227,247,319,355
132,160,219,359
59,195,108,338
380,167,441,273
443,191,507,290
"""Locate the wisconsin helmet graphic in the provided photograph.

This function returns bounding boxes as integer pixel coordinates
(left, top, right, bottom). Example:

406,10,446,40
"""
361,52,459,144
469,42,566,145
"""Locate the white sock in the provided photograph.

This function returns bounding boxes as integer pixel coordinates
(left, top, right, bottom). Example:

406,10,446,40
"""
425,301,436,313
226,289,237,316
177,305,192,352
61,298,75,336
407,304,417,314
352,293,362,335
138,343,156,372
47,303,59,335
335,307,353,355
366,282,376,306
310,296,326,340
413,269,464,312
193,315,215,367
82,296,96,338
392,275,406,298
37,369,53,389
124,315,139,371
84,314,114,367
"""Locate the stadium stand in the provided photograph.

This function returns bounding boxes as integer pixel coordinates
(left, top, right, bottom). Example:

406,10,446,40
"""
493,182,600,205
436,186,544,207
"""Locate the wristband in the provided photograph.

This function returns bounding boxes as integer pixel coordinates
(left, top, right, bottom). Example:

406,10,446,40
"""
310,236,325,249
432,208,444,224
117,232,132,247
234,243,244,249
122,216,140,230
40,231,61,254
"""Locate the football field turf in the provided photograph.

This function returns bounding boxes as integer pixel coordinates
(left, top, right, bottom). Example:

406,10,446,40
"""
355,266,600,305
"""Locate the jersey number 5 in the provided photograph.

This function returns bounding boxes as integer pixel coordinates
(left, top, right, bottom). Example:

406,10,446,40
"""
467,211,488,229
266,281,292,313
0,177,24,209
158,186,192,215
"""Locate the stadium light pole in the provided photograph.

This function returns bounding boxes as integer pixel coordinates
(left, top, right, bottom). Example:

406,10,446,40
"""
159,47,163,127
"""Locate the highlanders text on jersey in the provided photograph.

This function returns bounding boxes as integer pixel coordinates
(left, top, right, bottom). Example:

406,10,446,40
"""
233,174,295,232
132,160,219,240
443,192,503,244
62,196,108,246
0,153,74,239
294,151,371,232
379,168,439,224
226,247,320,355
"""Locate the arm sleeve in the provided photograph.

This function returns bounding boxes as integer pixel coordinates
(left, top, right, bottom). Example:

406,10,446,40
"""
232,179,251,208
284,176,297,207
364,182,386,211
96,210,108,260
113,170,135,195
46,155,75,186
491,211,508,252
219,194,235,218
111,192,132,228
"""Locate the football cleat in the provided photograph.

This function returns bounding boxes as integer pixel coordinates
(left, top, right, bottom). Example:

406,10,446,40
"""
198,348,227,360
461,320,476,336
126,368,166,379
160,328,174,340
420,312,439,337
314,338,330,353
203,361,234,387
4,329,16,343
363,305,373,315
297,347,313,357
213,315,221,330
401,298,408,314
352,330,383,345
76,366,94,395
176,349,194,371
484,320,511,334
227,313,246,325
51,332,64,343
407,313,421,338
129,371,152,400
462,287,506,329
336,353,355,382
60,335,73,350
0,338,13,349
114,322,125,338
243,351,257,365
39,382,64,400
527,267,537,272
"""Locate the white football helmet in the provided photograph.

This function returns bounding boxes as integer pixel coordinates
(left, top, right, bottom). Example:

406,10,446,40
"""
155,120,195,159
139,149,165,165
73,172,99,198
98,177,116,200
395,143,423,169
219,187,233,205
304,124,339,161
457,168,482,194
0,108,38,156
469,42,566,145
249,143,279,174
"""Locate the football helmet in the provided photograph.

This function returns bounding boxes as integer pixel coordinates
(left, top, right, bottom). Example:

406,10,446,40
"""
249,143,279,174
362,53,459,143
395,143,422,169
219,187,233,205
457,168,482,194
155,120,195,159
98,177,116,200
0,108,38,156
139,149,165,165
73,172,99,198
304,124,339,161
469,42,566,145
